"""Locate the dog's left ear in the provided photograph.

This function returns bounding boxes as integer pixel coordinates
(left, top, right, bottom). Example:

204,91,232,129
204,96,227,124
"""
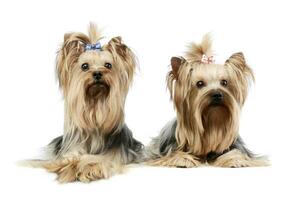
108,37,127,59
225,52,254,104
107,36,136,83
225,52,254,80
226,52,246,71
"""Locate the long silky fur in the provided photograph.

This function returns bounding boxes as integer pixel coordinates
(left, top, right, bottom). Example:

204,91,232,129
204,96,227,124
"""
48,124,143,163
146,119,264,163
25,23,143,182
145,34,269,167
53,23,140,158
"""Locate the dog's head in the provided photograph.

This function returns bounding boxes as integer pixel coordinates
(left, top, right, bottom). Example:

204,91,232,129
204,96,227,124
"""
168,34,254,154
56,23,136,132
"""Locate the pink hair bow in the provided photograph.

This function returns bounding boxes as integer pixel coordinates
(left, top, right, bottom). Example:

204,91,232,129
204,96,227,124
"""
201,54,215,64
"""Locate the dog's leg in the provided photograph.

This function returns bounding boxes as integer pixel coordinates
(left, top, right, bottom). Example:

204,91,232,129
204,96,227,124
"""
75,151,124,183
35,150,123,183
35,157,80,183
211,149,269,168
147,151,203,168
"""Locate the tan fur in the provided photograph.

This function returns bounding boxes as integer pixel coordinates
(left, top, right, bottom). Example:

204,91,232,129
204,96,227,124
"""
212,149,270,167
187,63,241,154
42,158,79,183
29,151,124,183
147,151,204,168
169,61,243,156
185,33,213,62
26,23,137,182
58,24,136,134
225,52,254,104
163,34,265,167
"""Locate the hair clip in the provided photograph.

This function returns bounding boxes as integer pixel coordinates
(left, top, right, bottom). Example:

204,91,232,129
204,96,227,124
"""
201,54,215,64
85,42,102,51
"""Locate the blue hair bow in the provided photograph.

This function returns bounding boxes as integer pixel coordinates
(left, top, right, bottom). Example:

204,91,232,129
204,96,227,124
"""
85,42,102,51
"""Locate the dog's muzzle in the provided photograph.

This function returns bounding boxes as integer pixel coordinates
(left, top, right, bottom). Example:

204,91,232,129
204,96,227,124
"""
210,91,224,105
93,71,102,81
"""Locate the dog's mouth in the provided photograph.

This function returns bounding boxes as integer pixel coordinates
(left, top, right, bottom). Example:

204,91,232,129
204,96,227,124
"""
86,81,110,99
209,101,224,107
202,103,231,127
206,103,228,112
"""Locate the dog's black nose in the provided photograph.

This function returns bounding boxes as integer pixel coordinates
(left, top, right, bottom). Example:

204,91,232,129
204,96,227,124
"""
211,91,223,102
93,71,102,81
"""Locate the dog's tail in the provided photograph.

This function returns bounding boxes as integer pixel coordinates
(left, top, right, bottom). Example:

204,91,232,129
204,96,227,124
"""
185,33,213,62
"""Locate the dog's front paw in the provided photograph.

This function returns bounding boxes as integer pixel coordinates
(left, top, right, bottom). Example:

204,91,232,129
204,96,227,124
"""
217,159,252,168
147,151,203,168
41,155,123,183
75,155,123,182
76,162,105,183
41,158,79,183
212,149,269,168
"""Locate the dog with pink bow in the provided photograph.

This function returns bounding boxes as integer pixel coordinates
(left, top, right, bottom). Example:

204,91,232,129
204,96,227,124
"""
146,34,269,168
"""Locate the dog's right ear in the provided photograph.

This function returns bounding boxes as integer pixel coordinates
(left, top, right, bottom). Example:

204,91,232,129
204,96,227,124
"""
170,56,186,78
56,32,89,93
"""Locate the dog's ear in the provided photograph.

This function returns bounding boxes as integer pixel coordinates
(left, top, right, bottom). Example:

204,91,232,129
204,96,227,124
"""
56,32,89,93
226,52,246,71
167,56,188,101
225,52,254,104
170,56,186,78
107,36,136,85
108,37,127,59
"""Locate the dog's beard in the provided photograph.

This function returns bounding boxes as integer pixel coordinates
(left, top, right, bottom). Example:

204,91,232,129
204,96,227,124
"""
176,90,240,156
202,102,231,130
65,75,126,135
86,81,110,100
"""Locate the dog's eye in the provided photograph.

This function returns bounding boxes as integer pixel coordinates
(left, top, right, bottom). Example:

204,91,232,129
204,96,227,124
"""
104,62,112,69
220,80,228,86
81,63,89,71
196,81,205,88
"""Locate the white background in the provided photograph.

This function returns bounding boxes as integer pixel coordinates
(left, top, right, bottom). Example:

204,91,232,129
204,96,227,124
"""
0,0,299,199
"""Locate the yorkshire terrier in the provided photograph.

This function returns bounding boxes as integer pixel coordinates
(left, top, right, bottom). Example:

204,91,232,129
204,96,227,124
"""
146,34,269,168
28,24,143,182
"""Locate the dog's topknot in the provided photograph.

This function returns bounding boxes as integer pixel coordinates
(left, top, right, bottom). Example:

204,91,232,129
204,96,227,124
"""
185,33,213,62
88,22,103,44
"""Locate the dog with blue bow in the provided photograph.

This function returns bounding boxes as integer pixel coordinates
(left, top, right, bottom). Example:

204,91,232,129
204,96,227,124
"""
28,23,143,183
